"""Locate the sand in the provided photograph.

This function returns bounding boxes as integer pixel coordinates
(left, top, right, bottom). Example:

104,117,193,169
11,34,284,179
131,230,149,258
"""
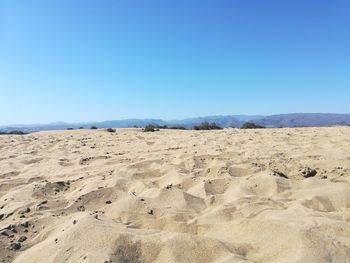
0,127,350,263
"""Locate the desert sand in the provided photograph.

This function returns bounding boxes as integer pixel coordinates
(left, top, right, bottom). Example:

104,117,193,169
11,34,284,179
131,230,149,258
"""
0,127,350,263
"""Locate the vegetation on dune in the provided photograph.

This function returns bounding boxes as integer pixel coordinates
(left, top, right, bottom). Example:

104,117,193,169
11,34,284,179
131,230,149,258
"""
154,125,168,129
193,122,222,130
143,125,159,132
106,128,116,132
90,126,98,129
142,124,187,132
168,126,187,130
240,122,265,129
0,130,27,135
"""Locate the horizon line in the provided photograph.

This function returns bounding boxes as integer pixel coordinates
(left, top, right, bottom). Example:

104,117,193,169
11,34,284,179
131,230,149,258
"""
1,112,350,127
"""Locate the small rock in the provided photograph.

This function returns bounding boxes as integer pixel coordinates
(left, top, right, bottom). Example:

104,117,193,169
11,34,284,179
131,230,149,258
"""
9,243,21,251
147,209,154,215
300,167,317,178
5,212,14,218
21,221,29,228
272,171,288,179
18,236,27,242
77,205,85,211
38,206,49,211
73,220,77,224
19,208,30,215
6,224,16,230
55,181,66,187
0,230,10,237
105,201,112,204
38,200,48,206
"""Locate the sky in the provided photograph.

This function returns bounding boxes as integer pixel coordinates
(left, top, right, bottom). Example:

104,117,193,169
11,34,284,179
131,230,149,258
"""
1,0,350,125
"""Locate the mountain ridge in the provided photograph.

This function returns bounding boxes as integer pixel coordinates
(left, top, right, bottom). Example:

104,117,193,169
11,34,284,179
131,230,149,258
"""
1,113,350,132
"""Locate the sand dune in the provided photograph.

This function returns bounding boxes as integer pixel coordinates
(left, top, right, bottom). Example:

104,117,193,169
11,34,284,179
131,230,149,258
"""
0,127,350,262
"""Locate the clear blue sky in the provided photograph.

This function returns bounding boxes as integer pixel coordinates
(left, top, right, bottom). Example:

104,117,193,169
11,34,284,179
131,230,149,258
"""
1,0,349,125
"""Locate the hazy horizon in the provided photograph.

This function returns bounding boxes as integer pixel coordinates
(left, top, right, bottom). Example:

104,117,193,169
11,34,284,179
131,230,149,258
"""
1,112,350,127
1,1,350,125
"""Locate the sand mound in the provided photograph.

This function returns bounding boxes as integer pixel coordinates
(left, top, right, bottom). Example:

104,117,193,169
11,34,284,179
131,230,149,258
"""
0,127,350,262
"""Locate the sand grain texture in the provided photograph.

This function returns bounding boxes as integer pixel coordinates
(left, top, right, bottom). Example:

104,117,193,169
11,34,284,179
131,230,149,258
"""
0,127,350,263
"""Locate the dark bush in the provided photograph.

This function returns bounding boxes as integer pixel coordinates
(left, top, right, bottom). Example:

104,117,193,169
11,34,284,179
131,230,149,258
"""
11,130,27,135
240,122,265,129
106,128,116,132
90,126,98,130
66,127,74,130
0,130,27,135
143,125,159,132
79,127,84,129
142,124,187,131
193,122,222,130
168,126,187,130
148,124,168,129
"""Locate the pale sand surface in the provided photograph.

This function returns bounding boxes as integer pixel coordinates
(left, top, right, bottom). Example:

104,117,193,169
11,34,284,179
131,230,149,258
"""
0,127,350,262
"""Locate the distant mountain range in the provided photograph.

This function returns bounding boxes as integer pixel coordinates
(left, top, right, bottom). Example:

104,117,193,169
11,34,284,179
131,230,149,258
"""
255,113,350,128
1,113,349,133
